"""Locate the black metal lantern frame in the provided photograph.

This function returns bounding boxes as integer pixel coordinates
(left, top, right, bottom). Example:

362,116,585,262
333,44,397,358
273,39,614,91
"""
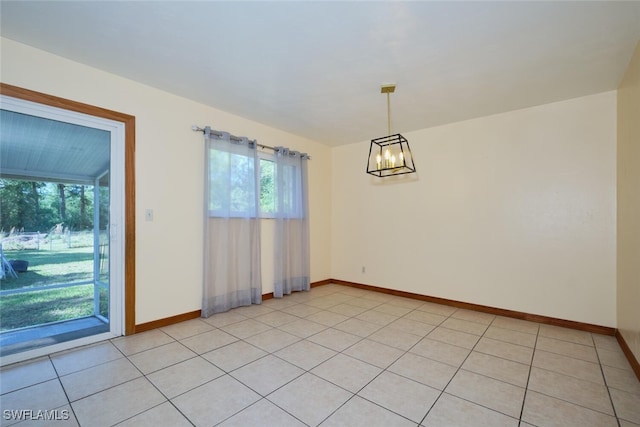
366,133,416,177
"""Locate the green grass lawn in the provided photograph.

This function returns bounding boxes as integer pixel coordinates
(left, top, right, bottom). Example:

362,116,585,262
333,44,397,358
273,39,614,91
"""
0,285,94,331
0,247,101,331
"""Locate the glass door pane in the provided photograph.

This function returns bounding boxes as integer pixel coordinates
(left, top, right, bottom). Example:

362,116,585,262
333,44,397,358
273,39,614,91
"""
96,172,110,321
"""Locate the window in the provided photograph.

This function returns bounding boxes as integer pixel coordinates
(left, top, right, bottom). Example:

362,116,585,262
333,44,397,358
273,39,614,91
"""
259,156,276,217
276,158,303,218
208,147,302,218
208,147,257,217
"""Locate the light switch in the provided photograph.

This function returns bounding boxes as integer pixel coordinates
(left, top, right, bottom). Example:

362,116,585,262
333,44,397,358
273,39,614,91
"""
145,209,154,221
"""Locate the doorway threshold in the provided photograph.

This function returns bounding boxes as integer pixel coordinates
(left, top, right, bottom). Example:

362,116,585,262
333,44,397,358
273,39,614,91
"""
0,316,109,357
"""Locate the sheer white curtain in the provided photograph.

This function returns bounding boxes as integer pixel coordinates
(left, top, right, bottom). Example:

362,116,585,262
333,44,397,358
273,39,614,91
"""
273,147,310,298
202,128,262,317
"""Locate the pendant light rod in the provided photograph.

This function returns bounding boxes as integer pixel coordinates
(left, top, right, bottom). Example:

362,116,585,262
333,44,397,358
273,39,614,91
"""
387,92,391,135
381,84,396,136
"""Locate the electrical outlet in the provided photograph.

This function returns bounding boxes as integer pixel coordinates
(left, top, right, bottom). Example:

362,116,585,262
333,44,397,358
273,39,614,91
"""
362,266,366,273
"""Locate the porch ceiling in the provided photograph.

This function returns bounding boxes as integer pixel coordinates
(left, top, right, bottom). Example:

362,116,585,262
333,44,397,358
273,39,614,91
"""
0,109,110,184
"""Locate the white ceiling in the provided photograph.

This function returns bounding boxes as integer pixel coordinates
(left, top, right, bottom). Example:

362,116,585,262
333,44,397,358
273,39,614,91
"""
1,1,639,147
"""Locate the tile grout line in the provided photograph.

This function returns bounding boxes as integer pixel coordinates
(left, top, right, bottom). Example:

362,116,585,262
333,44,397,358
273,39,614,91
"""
593,333,623,427
311,297,537,425
132,317,299,427
209,292,361,426
48,354,81,427
271,292,436,425
263,290,367,426
325,301,426,424
114,334,199,427
516,322,541,426
518,328,626,424
298,299,430,427
418,310,526,425
67,342,169,426
379,303,460,426
58,336,204,426
416,304,467,426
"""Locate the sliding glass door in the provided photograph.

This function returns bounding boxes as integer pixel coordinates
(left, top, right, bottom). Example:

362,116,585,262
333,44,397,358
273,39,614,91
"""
0,95,125,363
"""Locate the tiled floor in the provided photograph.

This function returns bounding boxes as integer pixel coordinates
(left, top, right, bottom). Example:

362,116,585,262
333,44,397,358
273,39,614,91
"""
1,284,639,426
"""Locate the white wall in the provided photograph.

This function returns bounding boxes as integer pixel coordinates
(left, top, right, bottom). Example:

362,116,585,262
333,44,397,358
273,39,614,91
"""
1,38,332,325
332,92,617,327
617,41,640,360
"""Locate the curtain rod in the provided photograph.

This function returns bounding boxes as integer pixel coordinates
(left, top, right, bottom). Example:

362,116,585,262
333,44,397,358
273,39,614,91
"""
191,125,266,150
192,125,311,159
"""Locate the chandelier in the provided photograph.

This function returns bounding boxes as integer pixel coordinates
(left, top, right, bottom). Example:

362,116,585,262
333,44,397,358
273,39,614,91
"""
366,84,416,177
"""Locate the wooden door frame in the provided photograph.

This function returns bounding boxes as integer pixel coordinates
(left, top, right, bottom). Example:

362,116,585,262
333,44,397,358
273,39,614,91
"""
0,83,136,335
